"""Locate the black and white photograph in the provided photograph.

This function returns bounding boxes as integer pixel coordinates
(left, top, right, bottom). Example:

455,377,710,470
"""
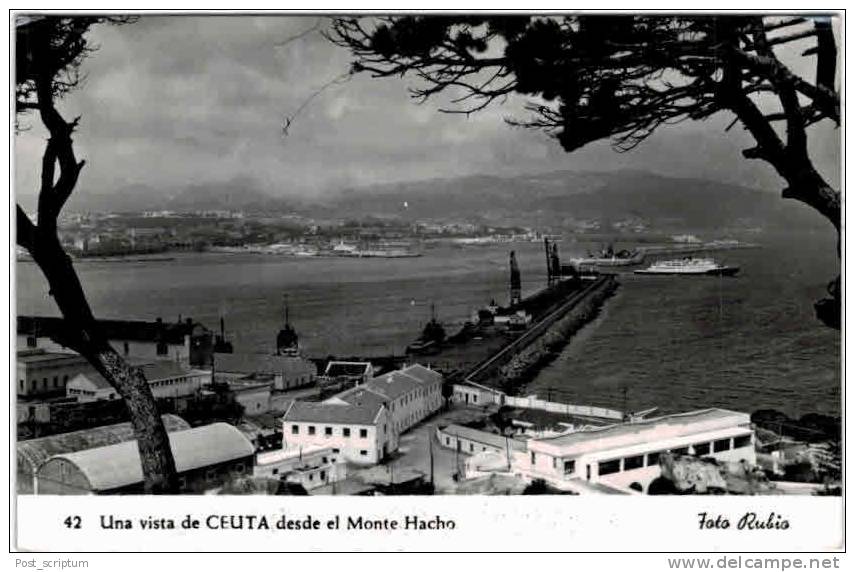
9,8,844,554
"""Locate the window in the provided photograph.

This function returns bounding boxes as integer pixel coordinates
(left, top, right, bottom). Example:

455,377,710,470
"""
598,459,621,475
713,438,731,452
359,429,368,438
343,428,351,438
308,426,316,435
42,378,48,390
671,447,689,456
693,442,711,456
473,395,478,403
530,452,536,465
308,473,314,481
359,450,368,456
552,457,557,469
320,470,326,481
445,438,450,446
332,448,340,454
19,380,23,392
53,376,59,388
733,434,752,449
325,426,333,436
469,443,473,452
624,455,644,471
563,460,576,475
322,457,328,464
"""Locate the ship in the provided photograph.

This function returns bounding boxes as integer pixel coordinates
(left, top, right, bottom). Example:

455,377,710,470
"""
406,303,446,355
568,243,645,268
634,257,739,276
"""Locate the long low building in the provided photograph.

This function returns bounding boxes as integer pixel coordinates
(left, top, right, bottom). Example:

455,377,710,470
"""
36,423,255,494
66,361,209,402
437,409,756,494
214,352,317,391
523,408,756,493
328,364,444,435
16,414,191,494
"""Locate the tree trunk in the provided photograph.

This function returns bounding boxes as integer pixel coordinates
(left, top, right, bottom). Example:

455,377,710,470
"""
781,165,841,330
27,231,179,493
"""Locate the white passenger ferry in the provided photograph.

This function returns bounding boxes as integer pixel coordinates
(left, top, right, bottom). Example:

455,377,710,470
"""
634,257,739,276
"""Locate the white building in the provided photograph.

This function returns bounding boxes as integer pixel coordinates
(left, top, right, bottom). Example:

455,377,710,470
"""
319,361,373,386
16,349,94,398
214,352,317,391
66,361,208,402
255,445,346,490
281,400,392,464
521,408,756,493
327,364,444,435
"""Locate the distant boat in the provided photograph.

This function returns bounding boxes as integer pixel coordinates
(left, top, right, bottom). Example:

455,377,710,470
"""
634,257,739,276
569,243,644,267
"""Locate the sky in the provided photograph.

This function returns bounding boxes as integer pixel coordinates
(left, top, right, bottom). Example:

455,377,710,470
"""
14,15,842,208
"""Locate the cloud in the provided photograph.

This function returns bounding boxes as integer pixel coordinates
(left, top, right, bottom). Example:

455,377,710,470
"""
14,15,841,211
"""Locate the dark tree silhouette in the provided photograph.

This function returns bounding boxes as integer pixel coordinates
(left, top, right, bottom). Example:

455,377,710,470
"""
15,15,179,493
330,15,840,328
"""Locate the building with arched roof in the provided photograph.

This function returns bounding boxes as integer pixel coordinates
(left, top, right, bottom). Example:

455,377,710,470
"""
16,414,190,494
35,423,254,495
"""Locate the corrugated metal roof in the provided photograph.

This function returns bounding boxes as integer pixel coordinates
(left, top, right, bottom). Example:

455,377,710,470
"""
282,400,381,426
17,415,191,471
41,423,254,491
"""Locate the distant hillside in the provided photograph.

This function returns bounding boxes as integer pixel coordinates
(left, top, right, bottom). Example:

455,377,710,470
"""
59,169,832,232
63,177,293,214
312,170,830,232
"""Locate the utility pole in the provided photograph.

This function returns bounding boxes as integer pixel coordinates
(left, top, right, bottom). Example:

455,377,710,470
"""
429,432,435,487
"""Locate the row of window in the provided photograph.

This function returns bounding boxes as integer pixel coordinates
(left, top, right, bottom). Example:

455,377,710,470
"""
291,424,369,439
389,384,440,412
149,376,191,387
20,375,70,392
597,434,753,476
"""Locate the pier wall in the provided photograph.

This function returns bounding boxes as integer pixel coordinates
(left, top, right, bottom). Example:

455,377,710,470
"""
502,395,623,420
465,276,616,386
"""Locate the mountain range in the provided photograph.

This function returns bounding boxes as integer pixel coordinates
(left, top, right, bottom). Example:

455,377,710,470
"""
57,169,831,232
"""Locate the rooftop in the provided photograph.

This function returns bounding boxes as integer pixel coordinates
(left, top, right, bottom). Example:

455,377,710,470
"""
18,315,208,345
215,352,315,376
41,423,254,492
528,408,752,457
282,400,382,426
331,386,389,411
17,414,190,471
366,371,422,401
441,424,527,452
16,349,88,365
323,361,372,378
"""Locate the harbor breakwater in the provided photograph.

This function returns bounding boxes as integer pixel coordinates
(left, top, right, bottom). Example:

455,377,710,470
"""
496,276,619,395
